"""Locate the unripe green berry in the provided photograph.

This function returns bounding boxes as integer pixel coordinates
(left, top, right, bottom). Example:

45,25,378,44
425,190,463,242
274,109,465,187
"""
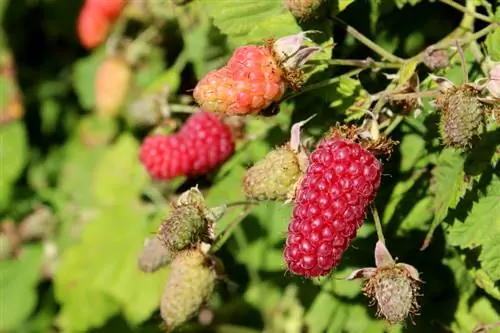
283,0,324,20
160,249,216,330
436,85,486,149
363,266,421,324
243,145,306,201
157,188,218,252
137,237,173,273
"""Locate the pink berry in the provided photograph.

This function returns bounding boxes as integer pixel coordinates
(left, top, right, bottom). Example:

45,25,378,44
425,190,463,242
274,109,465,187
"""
193,45,286,116
87,0,125,21
139,111,235,180
284,138,382,278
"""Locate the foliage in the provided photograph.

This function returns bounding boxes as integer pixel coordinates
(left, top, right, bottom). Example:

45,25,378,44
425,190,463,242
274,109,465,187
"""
0,0,499,333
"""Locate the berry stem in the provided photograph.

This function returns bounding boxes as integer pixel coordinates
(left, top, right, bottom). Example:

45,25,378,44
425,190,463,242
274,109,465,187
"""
169,104,200,114
438,0,493,23
388,91,440,101
225,201,260,208
126,24,162,64
454,40,469,84
211,207,253,253
310,58,402,69
409,22,498,64
371,205,386,245
328,15,405,64
383,115,404,136
286,68,364,100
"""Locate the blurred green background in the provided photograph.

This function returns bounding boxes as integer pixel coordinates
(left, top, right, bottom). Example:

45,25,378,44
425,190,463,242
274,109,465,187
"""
0,0,499,333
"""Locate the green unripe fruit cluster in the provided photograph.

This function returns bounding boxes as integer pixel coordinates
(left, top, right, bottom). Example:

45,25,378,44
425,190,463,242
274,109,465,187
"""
160,249,216,331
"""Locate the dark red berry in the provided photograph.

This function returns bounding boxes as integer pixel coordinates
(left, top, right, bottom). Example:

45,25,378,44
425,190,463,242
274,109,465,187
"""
284,138,382,278
139,111,235,180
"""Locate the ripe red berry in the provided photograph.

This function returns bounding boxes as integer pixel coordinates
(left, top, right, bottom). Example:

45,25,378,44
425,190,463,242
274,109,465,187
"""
193,46,286,116
284,138,382,278
87,0,125,21
77,4,111,49
139,111,235,180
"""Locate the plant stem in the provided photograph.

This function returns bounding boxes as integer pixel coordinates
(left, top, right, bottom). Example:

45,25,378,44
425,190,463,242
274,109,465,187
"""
311,58,401,69
226,201,260,208
212,207,253,252
169,104,200,114
387,91,440,101
286,68,365,100
438,0,493,23
126,24,161,64
383,115,404,136
329,15,404,63
410,22,497,63
371,205,385,245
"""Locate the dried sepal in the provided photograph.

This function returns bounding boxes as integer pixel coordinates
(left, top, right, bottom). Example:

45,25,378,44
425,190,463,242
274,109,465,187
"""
348,241,422,325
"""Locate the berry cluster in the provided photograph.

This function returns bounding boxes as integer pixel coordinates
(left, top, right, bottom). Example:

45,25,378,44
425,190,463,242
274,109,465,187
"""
139,111,235,180
77,0,125,49
137,188,224,331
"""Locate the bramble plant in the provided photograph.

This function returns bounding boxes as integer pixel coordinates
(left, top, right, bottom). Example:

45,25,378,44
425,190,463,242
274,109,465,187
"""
0,0,499,333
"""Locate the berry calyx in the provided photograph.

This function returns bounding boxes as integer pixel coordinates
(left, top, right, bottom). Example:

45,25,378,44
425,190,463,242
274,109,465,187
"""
348,241,422,325
139,111,235,180
284,125,395,278
160,248,217,331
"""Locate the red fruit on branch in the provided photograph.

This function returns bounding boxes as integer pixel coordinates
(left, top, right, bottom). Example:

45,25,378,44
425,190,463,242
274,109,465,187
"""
193,46,286,116
77,4,111,49
87,0,125,21
139,111,235,180
193,32,320,116
284,126,394,278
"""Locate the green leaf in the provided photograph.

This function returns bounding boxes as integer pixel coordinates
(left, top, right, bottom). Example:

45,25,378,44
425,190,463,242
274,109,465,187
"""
57,138,107,207
448,195,500,281
397,196,434,233
394,0,423,9
0,244,44,331
451,297,500,333
472,269,500,300
72,48,106,110
182,10,230,79
0,120,28,183
236,240,285,272
337,0,355,12
397,59,418,86
91,133,149,207
424,148,469,248
54,202,168,332
243,281,287,314
133,47,166,90
199,0,301,46
399,133,426,172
